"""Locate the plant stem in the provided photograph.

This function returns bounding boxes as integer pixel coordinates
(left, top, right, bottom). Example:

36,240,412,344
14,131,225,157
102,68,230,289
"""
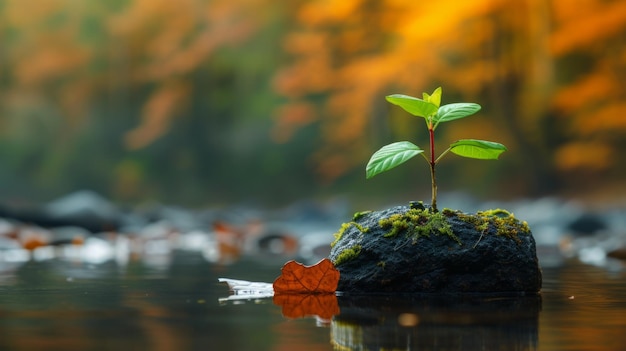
429,126,438,212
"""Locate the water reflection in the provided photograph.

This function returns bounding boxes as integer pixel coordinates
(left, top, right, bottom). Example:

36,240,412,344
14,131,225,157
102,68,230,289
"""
220,278,541,350
331,294,540,351
2,252,626,351
274,294,339,320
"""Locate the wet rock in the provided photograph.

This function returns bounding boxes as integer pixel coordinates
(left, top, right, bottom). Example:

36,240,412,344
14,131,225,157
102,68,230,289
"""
329,203,542,294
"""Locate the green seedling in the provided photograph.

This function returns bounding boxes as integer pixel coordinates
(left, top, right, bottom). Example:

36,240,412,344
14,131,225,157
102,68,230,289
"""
366,87,507,212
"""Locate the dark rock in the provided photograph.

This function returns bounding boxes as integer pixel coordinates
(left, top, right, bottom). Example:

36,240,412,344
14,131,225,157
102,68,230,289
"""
607,248,626,261
0,191,126,233
328,204,542,294
567,213,607,236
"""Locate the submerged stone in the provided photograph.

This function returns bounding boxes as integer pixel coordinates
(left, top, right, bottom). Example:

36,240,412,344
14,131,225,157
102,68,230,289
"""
328,203,542,294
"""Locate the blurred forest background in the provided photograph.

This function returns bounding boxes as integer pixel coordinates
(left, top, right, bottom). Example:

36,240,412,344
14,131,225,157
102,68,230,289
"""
1,0,625,208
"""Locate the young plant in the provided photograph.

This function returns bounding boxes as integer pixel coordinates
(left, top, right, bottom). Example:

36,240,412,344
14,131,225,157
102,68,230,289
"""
366,87,507,212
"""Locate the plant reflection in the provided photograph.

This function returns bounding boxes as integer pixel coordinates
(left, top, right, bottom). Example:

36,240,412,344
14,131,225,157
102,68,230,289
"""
331,294,541,351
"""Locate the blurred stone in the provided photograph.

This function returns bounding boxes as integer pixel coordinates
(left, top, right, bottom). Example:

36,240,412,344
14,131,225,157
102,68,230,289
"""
607,248,626,260
298,231,334,264
567,213,607,236
329,203,542,294
43,190,123,232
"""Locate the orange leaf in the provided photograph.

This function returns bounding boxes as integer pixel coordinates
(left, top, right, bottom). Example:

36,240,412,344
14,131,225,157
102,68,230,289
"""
273,258,339,294
273,293,339,320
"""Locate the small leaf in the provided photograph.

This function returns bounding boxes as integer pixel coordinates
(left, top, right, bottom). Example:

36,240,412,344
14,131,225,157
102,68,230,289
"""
386,94,438,118
366,141,423,179
433,103,481,126
449,139,507,160
428,87,442,107
273,258,339,294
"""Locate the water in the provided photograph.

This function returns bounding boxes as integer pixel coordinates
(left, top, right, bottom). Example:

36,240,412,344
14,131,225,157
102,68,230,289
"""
1,253,625,351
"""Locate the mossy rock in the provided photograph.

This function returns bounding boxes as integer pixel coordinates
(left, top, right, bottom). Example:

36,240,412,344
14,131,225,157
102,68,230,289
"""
328,202,542,294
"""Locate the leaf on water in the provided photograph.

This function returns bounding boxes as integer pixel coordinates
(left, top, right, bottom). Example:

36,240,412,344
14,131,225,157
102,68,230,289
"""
366,141,423,179
273,293,339,320
218,258,339,313
273,258,340,294
449,139,507,160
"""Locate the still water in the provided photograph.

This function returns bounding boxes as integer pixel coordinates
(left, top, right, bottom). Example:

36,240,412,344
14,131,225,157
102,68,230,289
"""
0,253,625,351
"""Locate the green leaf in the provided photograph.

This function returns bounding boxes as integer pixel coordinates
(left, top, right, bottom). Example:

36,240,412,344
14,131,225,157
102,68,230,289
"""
433,103,481,126
428,87,442,107
386,94,438,118
366,141,424,179
449,139,507,160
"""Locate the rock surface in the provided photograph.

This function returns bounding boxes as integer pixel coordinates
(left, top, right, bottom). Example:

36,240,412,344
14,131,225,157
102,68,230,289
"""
329,203,542,294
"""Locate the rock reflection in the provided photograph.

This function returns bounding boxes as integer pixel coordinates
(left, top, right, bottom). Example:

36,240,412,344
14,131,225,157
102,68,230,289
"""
331,294,540,351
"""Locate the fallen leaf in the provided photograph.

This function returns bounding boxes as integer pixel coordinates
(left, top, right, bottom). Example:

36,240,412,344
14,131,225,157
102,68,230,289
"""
273,293,339,319
273,258,339,294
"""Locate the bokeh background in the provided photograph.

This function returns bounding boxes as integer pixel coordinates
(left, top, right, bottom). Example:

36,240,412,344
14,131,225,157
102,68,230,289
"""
1,0,625,209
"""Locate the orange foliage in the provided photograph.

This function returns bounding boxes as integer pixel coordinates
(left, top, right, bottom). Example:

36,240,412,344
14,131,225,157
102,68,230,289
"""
271,102,317,143
14,44,91,88
298,0,362,26
550,1,626,55
275,0,626,188
554,142,613,171
1,0,264,146
576,103,626,136
2,0,626,194
125,80,190,149
108,0,262,146
552,73,616,113
273,0,507,182
547,0,626,175
109,0,258,83
273,258,339,294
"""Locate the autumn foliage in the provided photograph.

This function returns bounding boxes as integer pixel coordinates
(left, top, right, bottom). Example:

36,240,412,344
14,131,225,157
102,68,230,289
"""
273,0,626,197
273,258,340,294
272,258,340,320
1,0,626,204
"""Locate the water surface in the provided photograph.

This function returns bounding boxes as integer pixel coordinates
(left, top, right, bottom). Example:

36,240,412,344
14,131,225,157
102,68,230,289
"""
1,254,625,350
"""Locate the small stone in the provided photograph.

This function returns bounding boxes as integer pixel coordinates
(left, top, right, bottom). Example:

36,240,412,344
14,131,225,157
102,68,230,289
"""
329,204,542,294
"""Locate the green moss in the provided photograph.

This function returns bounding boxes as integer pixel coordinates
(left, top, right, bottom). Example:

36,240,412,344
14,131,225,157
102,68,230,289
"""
330,221,368,248
378,208,462,245
409,201,426,210
377,261,386,269
455,208,530,243
479,208,512,217
333,245,362,266
441,208,458,217
352,210,372,221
